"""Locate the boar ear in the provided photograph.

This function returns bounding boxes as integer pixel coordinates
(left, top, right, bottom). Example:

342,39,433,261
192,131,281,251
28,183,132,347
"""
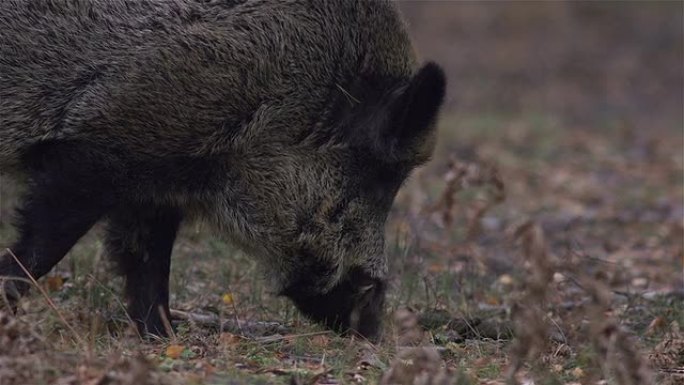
381,62,446,163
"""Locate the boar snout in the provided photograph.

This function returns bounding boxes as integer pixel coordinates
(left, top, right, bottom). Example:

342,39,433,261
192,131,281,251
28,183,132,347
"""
282,267,386,342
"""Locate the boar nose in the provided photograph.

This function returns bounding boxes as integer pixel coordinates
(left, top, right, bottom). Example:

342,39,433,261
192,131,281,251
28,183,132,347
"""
348,279,386,342
349,306,383,342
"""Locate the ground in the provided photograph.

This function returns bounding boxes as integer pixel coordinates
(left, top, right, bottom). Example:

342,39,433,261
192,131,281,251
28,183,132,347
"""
0,2,682,385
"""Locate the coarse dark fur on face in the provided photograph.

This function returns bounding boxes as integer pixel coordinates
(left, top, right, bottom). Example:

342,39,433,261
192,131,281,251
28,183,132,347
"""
0,0,446,341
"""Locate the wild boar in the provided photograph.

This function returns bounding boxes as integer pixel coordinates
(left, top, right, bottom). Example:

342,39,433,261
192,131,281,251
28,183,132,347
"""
0,0,445,341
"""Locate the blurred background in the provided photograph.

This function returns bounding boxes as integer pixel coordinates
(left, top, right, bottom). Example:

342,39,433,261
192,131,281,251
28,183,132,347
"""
399,1,682,133
381,5,683,381
387,1,683,294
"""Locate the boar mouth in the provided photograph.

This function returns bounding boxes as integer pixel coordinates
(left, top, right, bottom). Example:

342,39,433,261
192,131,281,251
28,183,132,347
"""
281,267,386,341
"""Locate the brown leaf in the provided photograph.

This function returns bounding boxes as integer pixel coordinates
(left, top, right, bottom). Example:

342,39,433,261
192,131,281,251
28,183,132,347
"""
310,334,330,348
645,316,667,336
218,332,242,346
44,275,64,292
165,344,185,359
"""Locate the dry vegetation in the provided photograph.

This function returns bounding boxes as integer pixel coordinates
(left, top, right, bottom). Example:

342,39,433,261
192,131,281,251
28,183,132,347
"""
0,2,682,385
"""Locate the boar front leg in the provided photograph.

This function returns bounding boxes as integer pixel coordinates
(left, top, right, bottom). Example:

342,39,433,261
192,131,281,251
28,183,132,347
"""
0,141,114,309
105,205,182,338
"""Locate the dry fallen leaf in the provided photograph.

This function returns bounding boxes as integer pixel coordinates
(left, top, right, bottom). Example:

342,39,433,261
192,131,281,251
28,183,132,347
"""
394,308,425,346
645,316,667,336
380,348,454,385
311,334,330,348
571,367,584,379
165,344,185,359
44,275,64,292
222,293,235,305
498,274,514,286
219,332,241,346
649,321,684,369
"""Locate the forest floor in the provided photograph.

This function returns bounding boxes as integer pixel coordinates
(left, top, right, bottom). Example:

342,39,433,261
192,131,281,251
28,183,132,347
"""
0,110,682,385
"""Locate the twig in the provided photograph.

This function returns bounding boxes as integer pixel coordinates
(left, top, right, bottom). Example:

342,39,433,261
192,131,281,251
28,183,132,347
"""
255,330,332,344
159,304,176,341
614,289,684,301
170,309,289,335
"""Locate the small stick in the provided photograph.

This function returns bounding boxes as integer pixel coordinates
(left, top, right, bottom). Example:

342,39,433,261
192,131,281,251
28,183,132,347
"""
255,330,332,344
170,308,289,335
226,290,242,332
159,304,177,341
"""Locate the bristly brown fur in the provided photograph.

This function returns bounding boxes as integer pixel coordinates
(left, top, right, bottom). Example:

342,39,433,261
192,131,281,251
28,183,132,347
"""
0,0,446,340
